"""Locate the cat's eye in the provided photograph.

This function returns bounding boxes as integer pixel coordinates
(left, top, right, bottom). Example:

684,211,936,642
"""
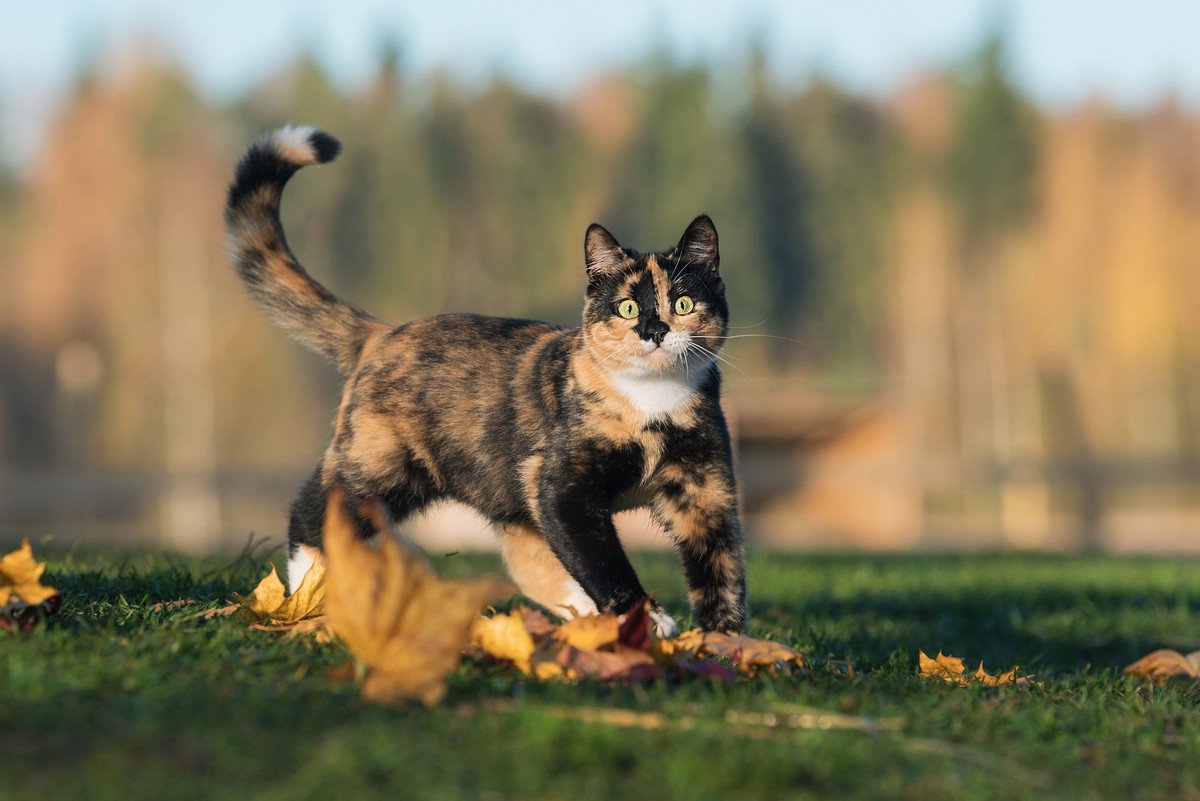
674,296,695,315
617,300,639,319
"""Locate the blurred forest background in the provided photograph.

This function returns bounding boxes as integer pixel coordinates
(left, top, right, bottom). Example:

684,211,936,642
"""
2,28,1199,554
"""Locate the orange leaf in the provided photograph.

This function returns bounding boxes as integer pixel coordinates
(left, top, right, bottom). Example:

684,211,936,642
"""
322,489,514,705
918,650,968,685
673,629,804,675
920,650,1033,687
1124,649,1200,682
0,539,59,606
235,553,326,626
472,610,536,673
555,613,620,651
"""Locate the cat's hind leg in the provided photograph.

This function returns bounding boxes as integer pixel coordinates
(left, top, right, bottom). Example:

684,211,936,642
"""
499,522,678,636
499,523,596,618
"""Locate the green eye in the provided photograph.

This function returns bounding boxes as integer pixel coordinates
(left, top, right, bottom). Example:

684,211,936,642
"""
617,300,639,319
674,296,695,315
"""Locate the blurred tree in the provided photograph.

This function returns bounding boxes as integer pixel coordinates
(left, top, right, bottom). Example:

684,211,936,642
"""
779,75,903,384
944,28,1039,526
603,60,737,255
947,31,1037,256
738,46,818,368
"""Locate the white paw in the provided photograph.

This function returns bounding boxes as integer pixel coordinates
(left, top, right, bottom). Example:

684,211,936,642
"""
649,606,679,639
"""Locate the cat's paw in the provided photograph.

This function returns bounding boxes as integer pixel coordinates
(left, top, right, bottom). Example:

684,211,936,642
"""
649,604,679,639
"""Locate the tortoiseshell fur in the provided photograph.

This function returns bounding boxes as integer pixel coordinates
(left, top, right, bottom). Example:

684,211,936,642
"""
225,126,747,632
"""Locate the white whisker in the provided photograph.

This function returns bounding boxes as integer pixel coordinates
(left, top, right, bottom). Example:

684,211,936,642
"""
707,333,806,345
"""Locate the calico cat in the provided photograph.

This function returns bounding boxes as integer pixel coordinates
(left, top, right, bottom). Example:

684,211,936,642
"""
225,125,746,634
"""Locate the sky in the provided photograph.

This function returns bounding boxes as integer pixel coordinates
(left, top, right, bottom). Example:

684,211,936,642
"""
3,1,1199,167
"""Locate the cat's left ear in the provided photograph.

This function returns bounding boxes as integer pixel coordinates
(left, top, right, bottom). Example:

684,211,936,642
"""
677,214,720,272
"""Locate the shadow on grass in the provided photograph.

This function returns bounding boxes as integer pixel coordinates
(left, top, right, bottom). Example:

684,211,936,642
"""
744,553,1200,675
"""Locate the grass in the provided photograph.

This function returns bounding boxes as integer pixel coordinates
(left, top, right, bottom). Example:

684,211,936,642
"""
2,543,1199,801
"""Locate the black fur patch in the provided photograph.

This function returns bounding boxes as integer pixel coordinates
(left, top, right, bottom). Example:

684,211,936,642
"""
308,130,342,164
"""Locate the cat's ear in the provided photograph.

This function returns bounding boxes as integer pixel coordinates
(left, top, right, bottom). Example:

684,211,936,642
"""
677,214,719,271
584,223,627,278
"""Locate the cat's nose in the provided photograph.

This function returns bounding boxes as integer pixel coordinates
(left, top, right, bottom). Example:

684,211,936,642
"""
638,314,669,346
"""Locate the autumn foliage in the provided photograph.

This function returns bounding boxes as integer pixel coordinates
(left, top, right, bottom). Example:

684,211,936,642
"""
0,539,61,632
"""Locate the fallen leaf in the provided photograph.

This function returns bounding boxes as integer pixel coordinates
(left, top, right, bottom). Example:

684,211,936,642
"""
919,650,969,686
1124,648,1200,682
554,642,660,681
673,629,805,675
236,551,325,626
556,613,619,651
251,617,333,643
617,598,653,651
472,610,536,673
323,489,514,705
518,605,557,637
919,650,1034,687
974,662,1021,687
0,539,59,606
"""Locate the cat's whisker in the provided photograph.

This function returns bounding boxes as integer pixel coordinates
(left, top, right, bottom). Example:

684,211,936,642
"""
706,333,806,345
689,342,761,387
685,341,753,383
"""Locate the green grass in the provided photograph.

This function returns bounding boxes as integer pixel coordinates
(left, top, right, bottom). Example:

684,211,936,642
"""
2,545,1199,801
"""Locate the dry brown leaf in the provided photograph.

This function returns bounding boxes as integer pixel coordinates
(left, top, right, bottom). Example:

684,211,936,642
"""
554,642,660,681
472,610,536,673
919,650,969,685
323,489,514,705
518,605,557,637
919,650,1033,687
469,597,803,684
973,662,1021,687
251,617,333,642
0,539,59,606
672,629,805,675
1124,648,1200,682
236,550,325,625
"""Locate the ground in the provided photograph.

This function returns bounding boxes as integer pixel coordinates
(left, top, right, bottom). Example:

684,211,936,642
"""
1,546,1198,800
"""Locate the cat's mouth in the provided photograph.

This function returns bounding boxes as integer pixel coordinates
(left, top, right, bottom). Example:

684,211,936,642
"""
637,332,696,372
644,346,674,367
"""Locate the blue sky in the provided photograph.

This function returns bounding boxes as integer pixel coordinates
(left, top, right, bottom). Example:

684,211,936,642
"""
3,1,1198,167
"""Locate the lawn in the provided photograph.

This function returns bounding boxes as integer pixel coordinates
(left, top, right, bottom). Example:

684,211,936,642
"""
1,544,1198,801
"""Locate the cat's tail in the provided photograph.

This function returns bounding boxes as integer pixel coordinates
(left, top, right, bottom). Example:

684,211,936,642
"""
225,125,387,374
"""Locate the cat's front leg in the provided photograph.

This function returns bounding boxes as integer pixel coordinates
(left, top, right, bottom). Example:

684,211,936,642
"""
536,470,649,618
651,465,747,633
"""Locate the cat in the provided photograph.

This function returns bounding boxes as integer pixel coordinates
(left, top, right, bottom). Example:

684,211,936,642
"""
225,125,746,634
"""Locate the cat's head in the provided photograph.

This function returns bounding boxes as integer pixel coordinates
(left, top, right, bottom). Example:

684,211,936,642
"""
581,215,728,377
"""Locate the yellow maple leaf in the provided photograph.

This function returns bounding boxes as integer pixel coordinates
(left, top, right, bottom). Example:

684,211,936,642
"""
236,550,325,626
472,610,536,673
555,613,620,651
322,489,514,705
0,539,59,606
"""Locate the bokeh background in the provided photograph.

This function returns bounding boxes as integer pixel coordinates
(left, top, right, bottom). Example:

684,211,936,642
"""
2,1,1199,554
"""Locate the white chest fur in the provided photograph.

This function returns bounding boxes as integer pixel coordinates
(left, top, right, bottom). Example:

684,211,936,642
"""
609,371,698,418
608,357,715,420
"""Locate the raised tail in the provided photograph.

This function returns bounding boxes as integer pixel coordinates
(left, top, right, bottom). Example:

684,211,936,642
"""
225,125,386,374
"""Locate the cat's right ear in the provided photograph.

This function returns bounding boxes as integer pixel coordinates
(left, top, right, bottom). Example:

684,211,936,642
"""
584,223,626,278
